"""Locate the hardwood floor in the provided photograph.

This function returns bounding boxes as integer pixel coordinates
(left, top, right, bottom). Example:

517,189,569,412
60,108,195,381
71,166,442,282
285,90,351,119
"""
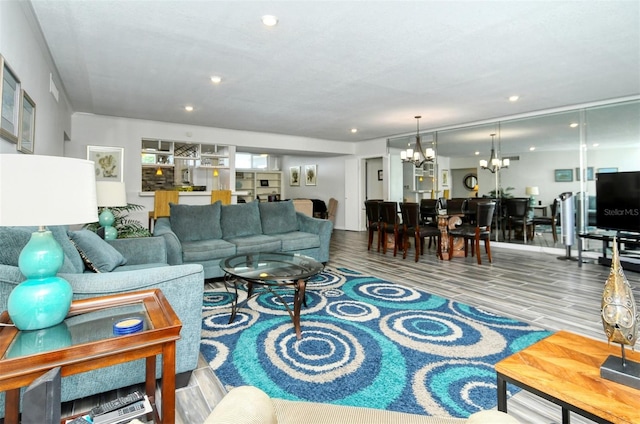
64,229,639,424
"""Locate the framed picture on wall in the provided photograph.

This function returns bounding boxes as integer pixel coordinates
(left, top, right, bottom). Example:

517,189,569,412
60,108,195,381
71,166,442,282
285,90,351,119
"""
575,167,594,181
441,169,449,187
554,169,573,182
17,90,36,154
289,166,300,186
0,55,21,144
87,145,124,182
597,167,618,174
377,169,383,181
305,164,317,186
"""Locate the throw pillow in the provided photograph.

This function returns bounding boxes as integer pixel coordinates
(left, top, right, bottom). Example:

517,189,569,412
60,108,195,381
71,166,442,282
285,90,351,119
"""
258,200,299,235
170,202,222,242
68,230,127,272
221,202,263,239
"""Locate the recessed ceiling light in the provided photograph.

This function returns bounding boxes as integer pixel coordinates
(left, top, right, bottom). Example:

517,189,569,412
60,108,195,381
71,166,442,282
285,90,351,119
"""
185,106,194,112
529,147,535,151
509,95,519,102
593,143,600,147
351,128,358,133
474,151,480,155
262,15,278,26
210,76,222,84
570,122,579,128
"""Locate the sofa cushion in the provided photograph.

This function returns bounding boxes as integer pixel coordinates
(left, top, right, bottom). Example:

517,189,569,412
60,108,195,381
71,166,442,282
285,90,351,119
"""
227,235,281,254
204,386,277,424
181,239,237,262
170,202,222,242
259,200,299,235
0,227,79,274
270,231,320,251
221,202,262,239
68,230,127,272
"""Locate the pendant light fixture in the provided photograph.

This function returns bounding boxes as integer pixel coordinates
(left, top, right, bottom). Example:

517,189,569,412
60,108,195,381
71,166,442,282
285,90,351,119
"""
400,116,435,168
479,133,509,173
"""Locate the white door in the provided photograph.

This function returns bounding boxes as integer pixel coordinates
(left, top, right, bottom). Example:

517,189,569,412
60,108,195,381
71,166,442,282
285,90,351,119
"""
344,158,360,231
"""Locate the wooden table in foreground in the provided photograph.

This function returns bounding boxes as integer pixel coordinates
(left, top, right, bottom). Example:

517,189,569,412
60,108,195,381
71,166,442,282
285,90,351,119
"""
495,330,640,424
0,289,181,424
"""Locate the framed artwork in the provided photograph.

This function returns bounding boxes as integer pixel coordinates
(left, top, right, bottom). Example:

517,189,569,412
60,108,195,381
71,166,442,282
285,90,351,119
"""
87,145,124,182
554,169,573,182
575,167,594,181
17,90,35,154
441,169,449,187
260,179,269,187
289,166,300,186
597,167,618,174
377,169,383,181
305,164,317,186
0,55,21,144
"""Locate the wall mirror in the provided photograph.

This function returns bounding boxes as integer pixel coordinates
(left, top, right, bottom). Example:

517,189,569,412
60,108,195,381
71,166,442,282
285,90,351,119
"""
387,98,640,245
463,173,478,190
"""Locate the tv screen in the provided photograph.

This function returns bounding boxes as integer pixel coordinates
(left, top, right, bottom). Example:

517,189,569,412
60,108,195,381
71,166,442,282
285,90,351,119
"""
595,171,640,233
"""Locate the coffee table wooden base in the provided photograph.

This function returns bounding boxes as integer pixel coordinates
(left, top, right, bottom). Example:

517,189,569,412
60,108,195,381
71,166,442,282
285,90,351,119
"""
495,330,640,424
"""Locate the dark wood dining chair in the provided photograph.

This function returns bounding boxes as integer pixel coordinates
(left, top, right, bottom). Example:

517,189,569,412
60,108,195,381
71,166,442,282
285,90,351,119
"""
379,201,402,256
505,198,533,242
448,201,496,264
419,199,439,226
400,202,442,262
364,200,383,251
532,198,560,243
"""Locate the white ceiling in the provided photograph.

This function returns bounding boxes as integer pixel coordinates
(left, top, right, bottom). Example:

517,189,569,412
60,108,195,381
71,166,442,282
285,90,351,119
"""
29,0,640,154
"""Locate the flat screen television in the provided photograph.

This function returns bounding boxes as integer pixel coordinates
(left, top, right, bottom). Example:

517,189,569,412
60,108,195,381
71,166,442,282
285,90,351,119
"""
595,171,640,233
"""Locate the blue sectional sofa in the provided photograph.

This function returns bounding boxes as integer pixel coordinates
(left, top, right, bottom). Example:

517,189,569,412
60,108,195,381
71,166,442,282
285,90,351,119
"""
153,200,333,279
0,226,205,416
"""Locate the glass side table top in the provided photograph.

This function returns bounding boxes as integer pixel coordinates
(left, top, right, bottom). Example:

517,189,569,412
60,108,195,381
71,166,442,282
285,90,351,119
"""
222,252,323,282
4,304,150,359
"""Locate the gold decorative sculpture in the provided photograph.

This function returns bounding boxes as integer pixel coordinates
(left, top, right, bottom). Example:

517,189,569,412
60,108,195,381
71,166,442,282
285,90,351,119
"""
600,237,640,388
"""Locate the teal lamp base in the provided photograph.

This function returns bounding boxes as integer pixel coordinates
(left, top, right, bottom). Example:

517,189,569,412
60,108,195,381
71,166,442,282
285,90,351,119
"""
99,209,117,240
9,230,73,331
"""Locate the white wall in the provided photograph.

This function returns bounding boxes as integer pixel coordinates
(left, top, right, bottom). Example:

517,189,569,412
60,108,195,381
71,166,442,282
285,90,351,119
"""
69,113,352,229
0,1,73,156
281,155,346,230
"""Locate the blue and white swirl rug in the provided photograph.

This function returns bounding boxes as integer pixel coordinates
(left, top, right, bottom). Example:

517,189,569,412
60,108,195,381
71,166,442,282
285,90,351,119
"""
200,267,552,418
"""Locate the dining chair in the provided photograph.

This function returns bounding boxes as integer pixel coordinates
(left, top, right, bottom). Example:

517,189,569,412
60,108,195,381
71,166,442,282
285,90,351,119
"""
448,201,496,264
211,189,232,205
400,202,442,262
148,190,179,231
379,201,402,256
447,198,467,215
419,199,439,226
464,197,484,224
532,198,560,243
505,198,533,242
364,200,383,251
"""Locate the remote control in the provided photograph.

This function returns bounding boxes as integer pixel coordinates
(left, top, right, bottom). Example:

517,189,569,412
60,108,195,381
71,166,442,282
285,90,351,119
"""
90,390,144,417
92,399,149,424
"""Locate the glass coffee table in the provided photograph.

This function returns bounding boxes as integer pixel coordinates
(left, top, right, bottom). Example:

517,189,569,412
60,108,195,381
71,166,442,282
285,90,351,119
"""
221,252,324,339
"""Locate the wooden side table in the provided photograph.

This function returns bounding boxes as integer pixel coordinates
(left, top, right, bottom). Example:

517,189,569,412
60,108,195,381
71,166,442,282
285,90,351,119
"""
0,289,181,424
495,330,640,424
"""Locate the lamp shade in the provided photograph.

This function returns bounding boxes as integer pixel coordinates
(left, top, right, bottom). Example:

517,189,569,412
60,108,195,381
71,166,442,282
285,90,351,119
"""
96,181,127,207
0,154,98,226
525,186,540,196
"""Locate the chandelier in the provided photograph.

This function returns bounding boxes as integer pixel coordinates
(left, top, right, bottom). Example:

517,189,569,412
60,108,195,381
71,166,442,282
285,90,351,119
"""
400,116,435,167
479,133,509,173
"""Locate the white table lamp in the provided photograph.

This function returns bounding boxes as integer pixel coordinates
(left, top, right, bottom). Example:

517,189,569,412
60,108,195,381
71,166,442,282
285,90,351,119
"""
0,154,98,330
96,181,127,240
